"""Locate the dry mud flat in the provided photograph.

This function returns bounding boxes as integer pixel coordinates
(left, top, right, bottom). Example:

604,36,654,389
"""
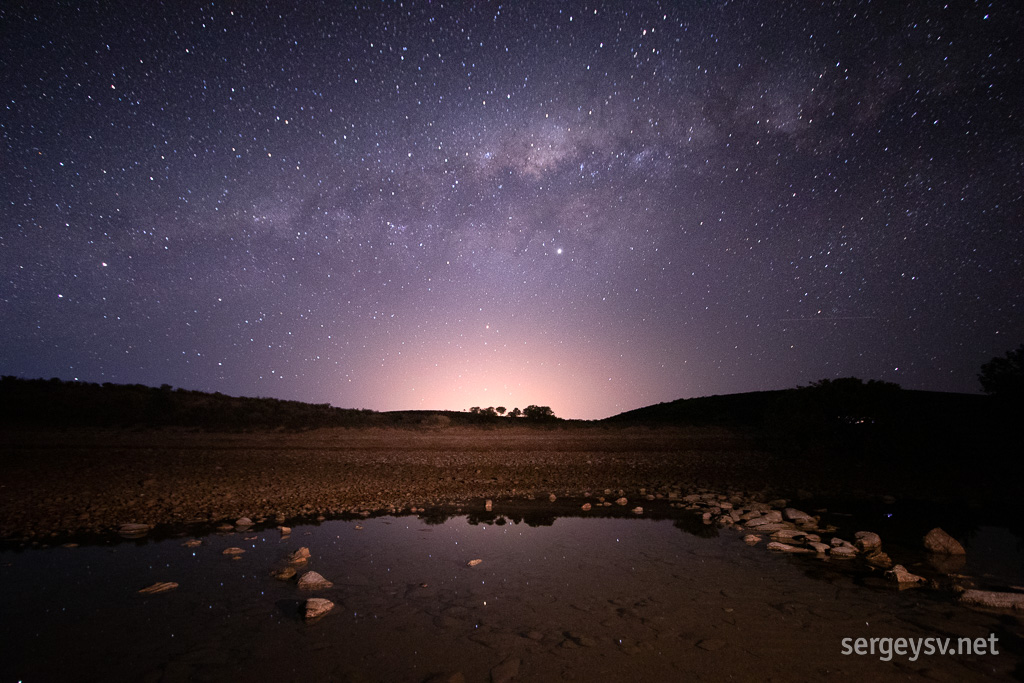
1,425,775,540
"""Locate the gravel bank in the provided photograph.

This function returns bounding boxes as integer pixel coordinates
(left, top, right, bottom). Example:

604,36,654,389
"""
1,425,774,540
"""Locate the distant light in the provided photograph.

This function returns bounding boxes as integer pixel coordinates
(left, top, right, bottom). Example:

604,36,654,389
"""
556,248,563,255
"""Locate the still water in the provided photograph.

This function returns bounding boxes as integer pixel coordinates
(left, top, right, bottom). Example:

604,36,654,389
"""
1,508,1021,682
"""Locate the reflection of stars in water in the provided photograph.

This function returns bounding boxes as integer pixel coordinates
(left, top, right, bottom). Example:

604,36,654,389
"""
1,1,1021,419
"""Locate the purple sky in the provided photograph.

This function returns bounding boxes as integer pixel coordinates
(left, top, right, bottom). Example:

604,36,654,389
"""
2,1,1022,419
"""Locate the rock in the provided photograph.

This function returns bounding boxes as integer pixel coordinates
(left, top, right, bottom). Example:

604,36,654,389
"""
138,581,178,595
768,499,788,509
304,597,334,620
830,545,858,559
807,542,831,554
866,550,893,568
118,523,151,537
181,539,202,548
222,547,245,555
581,503,592,511
615,497,628,506
234,516,253,528
959,590,1024,611
490,656,520,683
767,541,814,554
631,506,644,514
743,534,762,545
548,493,557,502
745,510,783,528
485,499,493,512
923,528,965,555
854,531,882,552
886,564,927,586
783,508,815,524
770,530,808,545
467,559,483,567
215,523,235,532
271,567,296,580
297,570,333,590
288,547,311,564
278,526,291,536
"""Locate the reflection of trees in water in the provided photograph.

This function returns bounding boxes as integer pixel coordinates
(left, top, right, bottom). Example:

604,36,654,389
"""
673,515,719,538
465,510,556,526
420,510,455,525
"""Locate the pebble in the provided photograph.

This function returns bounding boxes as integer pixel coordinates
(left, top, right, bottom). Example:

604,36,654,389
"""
467,558,483,567
222,547,245,555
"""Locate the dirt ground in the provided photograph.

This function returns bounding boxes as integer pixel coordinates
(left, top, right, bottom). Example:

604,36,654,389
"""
1,423,1013,540
1,425,784,539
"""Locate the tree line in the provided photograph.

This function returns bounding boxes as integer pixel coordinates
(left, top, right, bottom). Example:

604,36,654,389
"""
467,405,556,420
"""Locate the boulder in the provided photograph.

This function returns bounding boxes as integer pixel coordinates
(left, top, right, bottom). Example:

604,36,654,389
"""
298,571,333,590
615,497,628,506
743,534,762,545
581,503,592,511
854,531,882,552
807,542,831,554
923,528,965,555
222,547,245,555
234,516,253,528
304,597,334,619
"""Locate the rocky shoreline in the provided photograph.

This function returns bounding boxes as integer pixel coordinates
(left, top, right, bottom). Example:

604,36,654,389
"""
2,424,1021,614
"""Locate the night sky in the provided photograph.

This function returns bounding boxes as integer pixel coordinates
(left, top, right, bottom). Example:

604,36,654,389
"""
2,1,1022,419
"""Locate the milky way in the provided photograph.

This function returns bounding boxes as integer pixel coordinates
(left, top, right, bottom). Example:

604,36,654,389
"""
2,1,1022,418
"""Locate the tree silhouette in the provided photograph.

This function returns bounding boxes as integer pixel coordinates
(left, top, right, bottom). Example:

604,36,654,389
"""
523,405,556,420
509,407,522,418
979,344,1024,401
495,406,506,416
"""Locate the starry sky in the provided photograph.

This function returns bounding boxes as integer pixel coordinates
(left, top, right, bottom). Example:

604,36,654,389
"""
2,1,1022,419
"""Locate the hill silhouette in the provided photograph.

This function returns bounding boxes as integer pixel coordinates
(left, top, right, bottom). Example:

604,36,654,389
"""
0,377,561,431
